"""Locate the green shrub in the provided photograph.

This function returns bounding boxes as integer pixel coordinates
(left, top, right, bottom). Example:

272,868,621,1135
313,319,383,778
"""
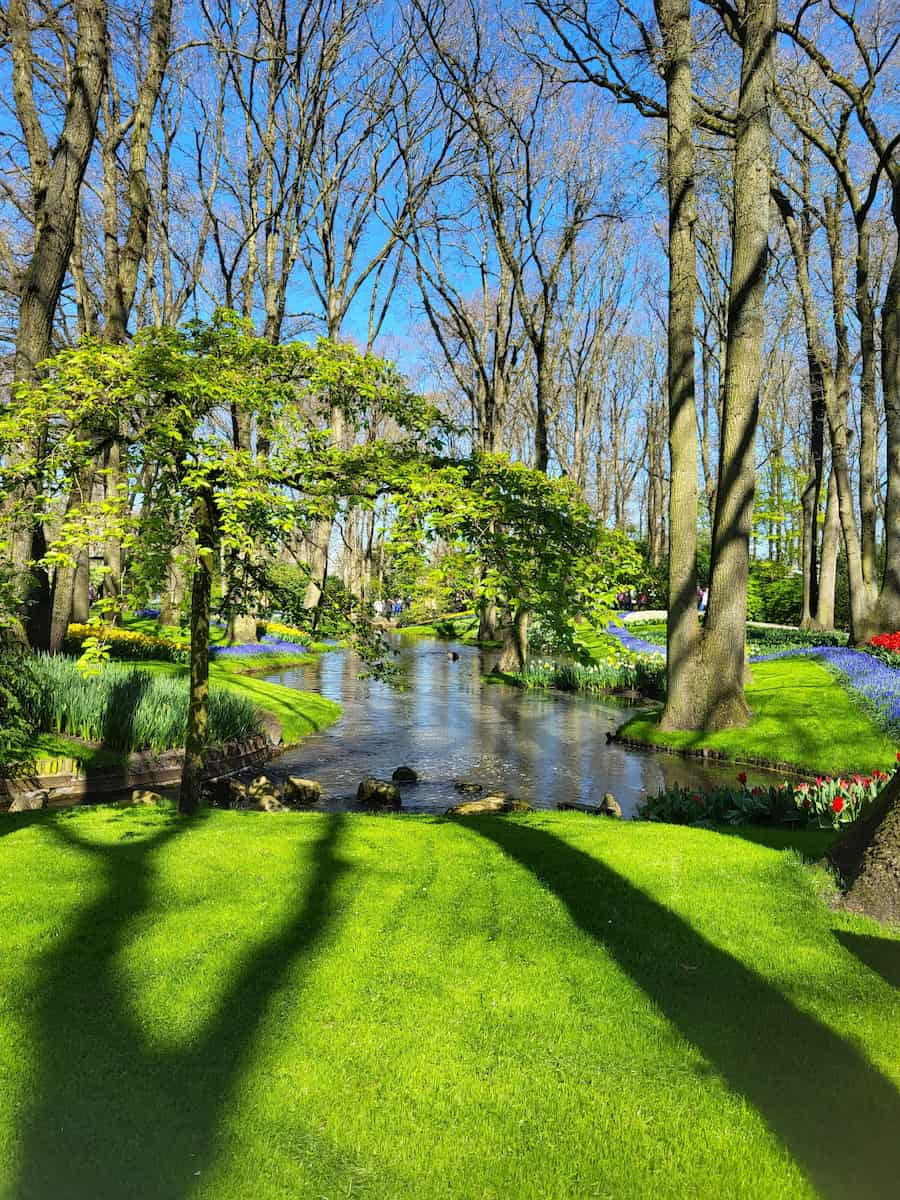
0,651,40,766
27,655,261,753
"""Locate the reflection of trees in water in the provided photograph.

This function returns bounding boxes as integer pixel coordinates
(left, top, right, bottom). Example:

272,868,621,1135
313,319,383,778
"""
265,641,769,813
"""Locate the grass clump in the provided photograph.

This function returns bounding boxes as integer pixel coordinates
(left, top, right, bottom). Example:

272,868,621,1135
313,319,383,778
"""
1,809,900,1199
514,655,666,699
26,654,261,752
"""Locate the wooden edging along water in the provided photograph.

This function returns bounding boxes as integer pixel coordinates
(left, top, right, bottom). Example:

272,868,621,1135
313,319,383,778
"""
0,733,277,813
609,729,820,782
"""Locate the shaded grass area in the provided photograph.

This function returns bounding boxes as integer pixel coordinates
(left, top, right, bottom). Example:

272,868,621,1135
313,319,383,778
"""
620,658,897,776
1,809,899,1199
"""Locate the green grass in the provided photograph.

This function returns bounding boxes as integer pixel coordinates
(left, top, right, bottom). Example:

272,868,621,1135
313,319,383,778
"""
1,808,899,1198
141,659,341,745
620,658,898,776
9,732,128,772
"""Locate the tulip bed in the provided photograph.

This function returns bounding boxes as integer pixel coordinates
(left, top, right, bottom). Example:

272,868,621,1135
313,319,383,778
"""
642,765,896,828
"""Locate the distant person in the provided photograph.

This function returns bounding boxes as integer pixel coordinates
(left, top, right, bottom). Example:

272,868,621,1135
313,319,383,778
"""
698,587,709,615
374,598,384,618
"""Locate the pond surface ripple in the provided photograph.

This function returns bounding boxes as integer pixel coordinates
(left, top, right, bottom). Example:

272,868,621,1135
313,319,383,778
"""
262,637,757,817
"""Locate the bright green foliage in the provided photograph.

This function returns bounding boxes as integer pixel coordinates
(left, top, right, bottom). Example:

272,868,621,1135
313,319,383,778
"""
0,650,41,766
24,655,261,752
621,658,898,776
0,311,443,630
388,459,643,654
1,809,899,1198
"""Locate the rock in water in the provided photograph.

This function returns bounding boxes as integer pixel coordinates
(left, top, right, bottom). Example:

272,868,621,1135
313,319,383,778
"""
284,777,322,806
7,789,48,813
453,780,483,795
247,775,284,812
446,793,533,816
123,789,162,807
207,777,248,809
357,777,401,809
600,793,623,818
392,766,418,785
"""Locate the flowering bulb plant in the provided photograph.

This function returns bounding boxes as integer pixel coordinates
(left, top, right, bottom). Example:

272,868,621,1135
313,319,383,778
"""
641,762,897,829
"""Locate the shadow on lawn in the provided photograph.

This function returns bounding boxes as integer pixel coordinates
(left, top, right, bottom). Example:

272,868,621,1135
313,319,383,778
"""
835,930,900,991
463,817,900,1200
14,811,350,1200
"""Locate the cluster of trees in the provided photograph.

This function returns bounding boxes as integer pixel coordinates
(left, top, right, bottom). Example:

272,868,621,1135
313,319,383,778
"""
0,1,897,743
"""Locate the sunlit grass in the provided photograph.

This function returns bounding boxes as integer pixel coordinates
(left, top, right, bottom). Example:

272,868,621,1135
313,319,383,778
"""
1,809,899,1198
620,658,897,776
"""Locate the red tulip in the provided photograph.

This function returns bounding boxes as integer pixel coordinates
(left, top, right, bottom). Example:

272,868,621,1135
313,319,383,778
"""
832,797,844,814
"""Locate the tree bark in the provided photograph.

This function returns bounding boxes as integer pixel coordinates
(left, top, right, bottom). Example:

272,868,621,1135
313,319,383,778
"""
179,491,214,815
699,0,775,730
832,769,900,925
496,608,529,673
8,0,108,645
813,467,839,631
655,0,701,731
873,182,900,632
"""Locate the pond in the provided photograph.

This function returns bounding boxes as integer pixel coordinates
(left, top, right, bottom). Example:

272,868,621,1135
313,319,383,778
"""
261,636,764,818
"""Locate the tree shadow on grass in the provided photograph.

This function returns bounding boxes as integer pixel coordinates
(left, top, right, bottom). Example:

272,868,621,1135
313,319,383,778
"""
835,930,900,991
461,817,900,1200
14,811,353,1200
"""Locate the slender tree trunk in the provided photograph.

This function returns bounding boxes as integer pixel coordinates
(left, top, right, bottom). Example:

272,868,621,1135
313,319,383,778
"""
72,548,91,623
656,0,701,730
799,357,825,628
855,219,879,593
698,0,775,730
873,183,900,632
180,491,214,814
813,468,839,630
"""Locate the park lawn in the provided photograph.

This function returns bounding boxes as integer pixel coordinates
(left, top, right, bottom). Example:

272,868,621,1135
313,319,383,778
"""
1,808,899,1199
620,657,898,776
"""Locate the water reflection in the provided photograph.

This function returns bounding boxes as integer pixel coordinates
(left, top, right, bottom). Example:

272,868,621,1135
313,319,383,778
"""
263,638,769,817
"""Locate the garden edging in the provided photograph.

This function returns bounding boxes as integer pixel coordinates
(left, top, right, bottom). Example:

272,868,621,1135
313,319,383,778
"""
610,728,820,781
1,733,276,813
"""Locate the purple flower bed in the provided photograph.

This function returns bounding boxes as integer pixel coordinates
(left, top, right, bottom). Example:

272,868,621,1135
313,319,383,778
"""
211,636,307,659
135,607,161,619
607,620,900,736
750,645,900,734
606,619,665,657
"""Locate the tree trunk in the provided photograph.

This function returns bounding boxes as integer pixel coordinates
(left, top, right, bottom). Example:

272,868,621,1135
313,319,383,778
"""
832,769,900,924
8,0,108,644
873,182,900,632
227,614,258,644
496,608,529,673
179,492,214,815
799,356,826,629
655,0,701,731
699,0,775,730
72,548,91,623
812,468,839,631
101,440,123,616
